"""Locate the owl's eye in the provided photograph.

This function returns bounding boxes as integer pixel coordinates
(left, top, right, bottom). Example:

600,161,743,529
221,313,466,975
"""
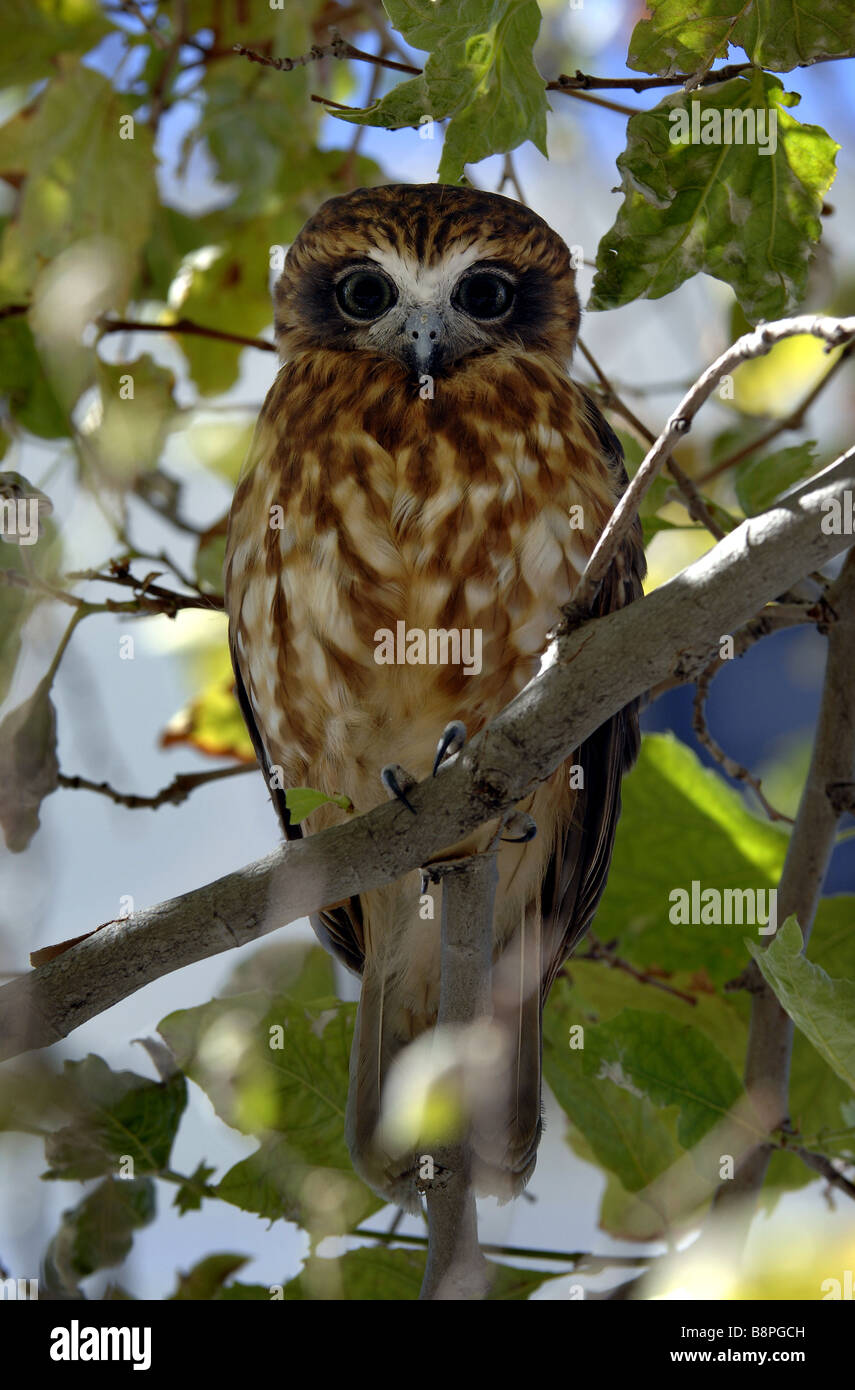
453,272,515,321
335,269,397,321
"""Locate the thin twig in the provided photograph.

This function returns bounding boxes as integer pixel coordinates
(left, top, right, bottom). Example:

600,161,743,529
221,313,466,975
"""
110,0,169,49
693,659,795,823
577,338,727,540
354,1227,652,1266
567,315,855,620
576,936,699,1005
547,55,847,94
57,763,254,810
498,152,527,204
547,64,753,94
233,34,421,76
148,0,187,127
794,1147,855,1201
555,88,640,118
697,341,855,484
97,315,276,353
66,561,224,614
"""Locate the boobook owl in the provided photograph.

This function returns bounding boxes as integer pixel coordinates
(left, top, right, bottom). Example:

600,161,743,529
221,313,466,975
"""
225,183,645,1209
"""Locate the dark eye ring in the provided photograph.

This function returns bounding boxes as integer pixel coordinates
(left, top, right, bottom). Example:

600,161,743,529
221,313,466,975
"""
452,271,515,321
335,268,397,321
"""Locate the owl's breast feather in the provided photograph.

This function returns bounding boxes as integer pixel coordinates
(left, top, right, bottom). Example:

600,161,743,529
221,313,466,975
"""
224,349,619,802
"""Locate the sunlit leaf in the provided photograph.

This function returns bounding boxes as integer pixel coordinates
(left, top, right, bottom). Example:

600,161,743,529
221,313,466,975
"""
629,0,855,77
333,0,549,183
590,74,838,321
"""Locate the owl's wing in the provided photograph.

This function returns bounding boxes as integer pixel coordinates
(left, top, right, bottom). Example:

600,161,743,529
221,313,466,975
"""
231,657,366,976
539,390,646,997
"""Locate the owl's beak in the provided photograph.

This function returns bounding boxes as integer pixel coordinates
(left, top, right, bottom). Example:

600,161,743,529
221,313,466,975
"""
400,307,447,376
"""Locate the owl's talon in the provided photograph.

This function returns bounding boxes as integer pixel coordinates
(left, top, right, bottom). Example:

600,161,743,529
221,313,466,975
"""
381,763,418,815
432,720,467,776
501,811,538,843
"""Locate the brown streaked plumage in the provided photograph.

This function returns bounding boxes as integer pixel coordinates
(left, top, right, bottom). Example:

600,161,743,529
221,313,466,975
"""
225,184,645,1209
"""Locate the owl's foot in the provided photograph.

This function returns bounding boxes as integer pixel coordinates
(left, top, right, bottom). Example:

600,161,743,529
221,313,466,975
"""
500,810,538,843
432,720,466,776
380,762,418,815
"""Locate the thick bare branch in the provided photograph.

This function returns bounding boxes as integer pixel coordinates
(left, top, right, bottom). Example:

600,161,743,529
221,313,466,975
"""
709,547,855,1221
420,852,497,1301
0,452,852,1062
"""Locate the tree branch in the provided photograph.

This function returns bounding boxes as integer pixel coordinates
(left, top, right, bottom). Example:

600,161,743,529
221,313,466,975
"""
1,453,852,1061
56,762,254,811
97,315,276,354
419,851,496,1300
794,1146,855,1202
547,64,751,94
233,34,421,76
708,547,855,1228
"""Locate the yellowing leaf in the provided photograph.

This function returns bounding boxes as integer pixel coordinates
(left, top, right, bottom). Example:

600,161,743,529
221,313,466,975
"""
161,675,255,763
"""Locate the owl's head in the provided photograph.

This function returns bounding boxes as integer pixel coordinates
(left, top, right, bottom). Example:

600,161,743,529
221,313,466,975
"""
273,184,579,377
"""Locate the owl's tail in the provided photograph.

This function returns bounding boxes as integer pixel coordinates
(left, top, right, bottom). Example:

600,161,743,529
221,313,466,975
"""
345,893,548,1211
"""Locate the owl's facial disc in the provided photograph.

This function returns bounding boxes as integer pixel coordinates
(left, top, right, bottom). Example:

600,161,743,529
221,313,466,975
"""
330,247,521,377
274,185,581,368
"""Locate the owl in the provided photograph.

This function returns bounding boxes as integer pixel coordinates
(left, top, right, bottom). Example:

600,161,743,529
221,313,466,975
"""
225,184,645,1210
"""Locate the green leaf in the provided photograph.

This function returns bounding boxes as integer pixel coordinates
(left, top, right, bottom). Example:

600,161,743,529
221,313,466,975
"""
596,1010,748,1149
45,1178,156,1287
166,221,275,395
0,0,112,88
734,441,819,515
169,1253,249,1300
0,60,157,305
0,506,61,706
281,1246,553,1300
0,318,69,437
793,899,855,1151
333,0,549,183
159,958,382,1235
284,787,353,824
191,64,318,218
748,916,855,1093
172,1160,217,1215
215,1135,379,1235
76,353,177,486
0,1059,65,1134
594,733,788,987
0,672,59,852
161,669,256,763
629,0,855,78
589,74,838,322
544,999,684,1194
184,0,311,47
43,1055,187,1180
185,415,254,486
560,957,749,1072
194,529,227,596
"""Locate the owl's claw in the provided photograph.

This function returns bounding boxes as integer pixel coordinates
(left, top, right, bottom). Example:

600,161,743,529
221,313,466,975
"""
381,763,418,815
501,811,538,844
432,720,466,776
